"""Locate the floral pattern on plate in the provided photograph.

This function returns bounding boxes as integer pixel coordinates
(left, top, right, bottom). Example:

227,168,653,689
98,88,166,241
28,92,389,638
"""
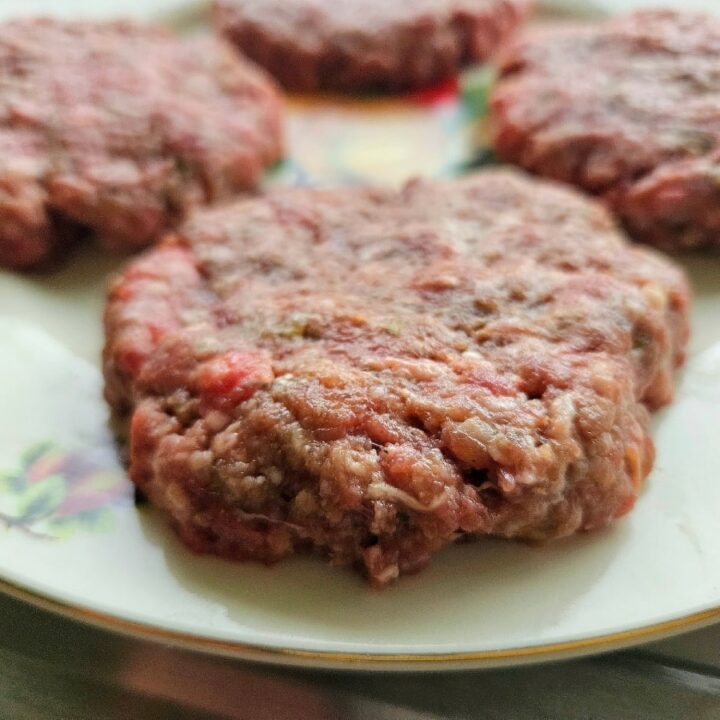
0,442,131,540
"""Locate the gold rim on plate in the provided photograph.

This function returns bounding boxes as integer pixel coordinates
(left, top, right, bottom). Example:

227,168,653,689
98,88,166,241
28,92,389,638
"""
2,575,719,670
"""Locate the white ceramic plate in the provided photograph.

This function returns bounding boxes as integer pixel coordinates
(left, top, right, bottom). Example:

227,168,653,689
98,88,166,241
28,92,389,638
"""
0,0,719,672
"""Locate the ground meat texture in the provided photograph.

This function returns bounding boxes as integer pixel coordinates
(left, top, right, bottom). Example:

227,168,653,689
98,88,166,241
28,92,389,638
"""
490,10,720,251
104,170,690,587
214,0,530,93
0,18,283,270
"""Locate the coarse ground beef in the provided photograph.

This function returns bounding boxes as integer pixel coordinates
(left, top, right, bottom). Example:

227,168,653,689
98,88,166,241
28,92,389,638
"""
490,10,720,251
0,18,283,269
104,170,690,586
214,0,530,93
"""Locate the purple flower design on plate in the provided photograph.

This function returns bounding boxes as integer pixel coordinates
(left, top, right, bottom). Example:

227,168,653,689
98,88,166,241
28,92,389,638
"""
0,441,132,540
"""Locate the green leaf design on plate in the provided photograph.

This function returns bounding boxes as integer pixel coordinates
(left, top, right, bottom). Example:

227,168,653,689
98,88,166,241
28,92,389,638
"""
461,66,496,120
46,508,114,539
0,472,25,493
16,474,66,521
20,442,54,472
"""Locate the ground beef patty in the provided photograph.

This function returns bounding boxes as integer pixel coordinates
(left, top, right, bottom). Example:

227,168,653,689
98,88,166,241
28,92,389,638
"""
0,19,283,270
214,0,530,92
490,10,720,251
104,170,690,586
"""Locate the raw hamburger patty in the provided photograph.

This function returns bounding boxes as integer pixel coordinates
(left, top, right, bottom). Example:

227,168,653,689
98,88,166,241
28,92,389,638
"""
0,18,283,270
490,10,720,251
104,171,690,586
214,0,530,92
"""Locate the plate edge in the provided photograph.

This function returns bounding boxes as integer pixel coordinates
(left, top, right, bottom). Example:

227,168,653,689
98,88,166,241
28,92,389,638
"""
2,575,719,672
